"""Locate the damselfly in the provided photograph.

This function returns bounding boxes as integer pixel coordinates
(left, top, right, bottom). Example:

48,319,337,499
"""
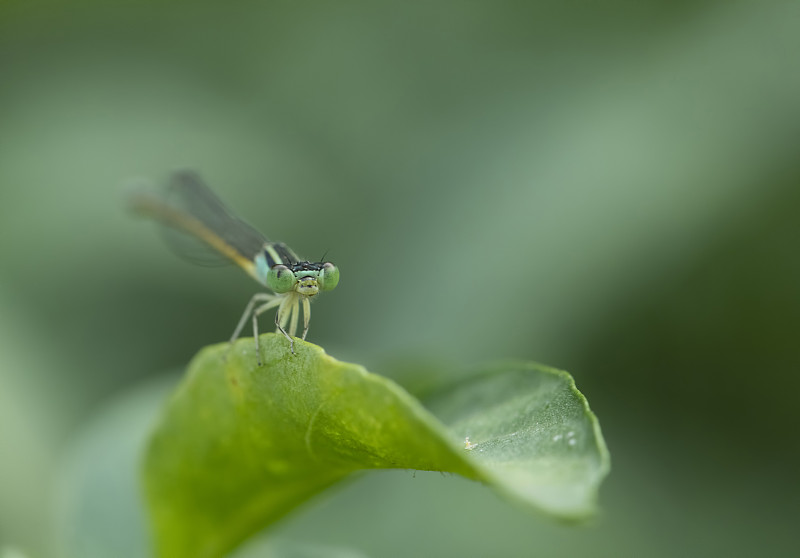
130,171,339,363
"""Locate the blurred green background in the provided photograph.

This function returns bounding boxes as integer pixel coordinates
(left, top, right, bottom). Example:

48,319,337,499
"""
1,1,799,556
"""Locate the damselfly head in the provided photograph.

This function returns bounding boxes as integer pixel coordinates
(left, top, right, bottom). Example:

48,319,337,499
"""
267,261,339,297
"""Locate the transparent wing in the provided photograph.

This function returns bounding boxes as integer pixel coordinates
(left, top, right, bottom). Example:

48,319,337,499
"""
166,170,269,259
130,170,268,274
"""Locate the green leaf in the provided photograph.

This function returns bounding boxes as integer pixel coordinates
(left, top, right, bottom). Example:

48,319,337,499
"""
143,334,609,558
424,362,610,519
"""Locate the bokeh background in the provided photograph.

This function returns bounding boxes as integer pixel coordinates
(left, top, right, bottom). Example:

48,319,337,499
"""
1,1,799,556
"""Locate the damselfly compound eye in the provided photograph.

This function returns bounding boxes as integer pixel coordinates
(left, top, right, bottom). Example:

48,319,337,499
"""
319,262,339,292
267,265,295,293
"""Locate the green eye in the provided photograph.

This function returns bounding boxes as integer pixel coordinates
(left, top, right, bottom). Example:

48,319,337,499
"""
266,265,295,293
319,262,339,291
